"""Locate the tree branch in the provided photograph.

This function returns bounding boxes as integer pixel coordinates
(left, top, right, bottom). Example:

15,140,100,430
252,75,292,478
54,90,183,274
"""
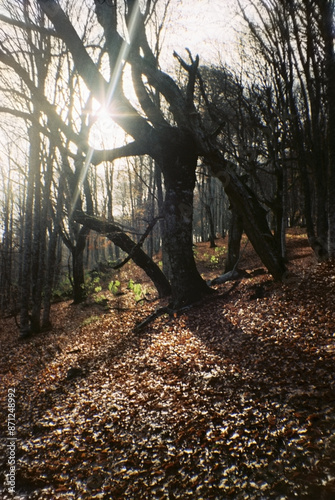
0,50,84,148
131,65,168,128
113,216,163,269
37,0,155,147
90,141,148,165
73,210,171,298
0,13,60,38
173,50,199,113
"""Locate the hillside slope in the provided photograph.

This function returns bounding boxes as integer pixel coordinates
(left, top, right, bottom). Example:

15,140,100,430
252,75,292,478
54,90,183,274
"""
1,233,334,499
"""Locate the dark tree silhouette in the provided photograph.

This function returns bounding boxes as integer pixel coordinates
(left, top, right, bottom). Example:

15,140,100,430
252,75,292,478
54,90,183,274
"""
35,0,286,307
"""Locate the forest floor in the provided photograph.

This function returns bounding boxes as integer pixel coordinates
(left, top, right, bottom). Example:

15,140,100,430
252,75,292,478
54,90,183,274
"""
1,230,335,499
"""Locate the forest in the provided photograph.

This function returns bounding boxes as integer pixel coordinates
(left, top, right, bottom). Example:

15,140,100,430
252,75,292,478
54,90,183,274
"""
0,0,334,498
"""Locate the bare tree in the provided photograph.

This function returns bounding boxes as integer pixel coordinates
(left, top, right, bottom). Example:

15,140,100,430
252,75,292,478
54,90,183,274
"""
35,0,285,308
0,1,172,334
238,0,335,260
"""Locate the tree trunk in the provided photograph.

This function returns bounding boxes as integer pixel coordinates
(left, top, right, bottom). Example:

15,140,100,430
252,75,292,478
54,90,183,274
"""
315,177,329,261
206,156,286,281
205,203,216,248
0,168,14,313
30,169,42,332
72,226,89,304
19,125,39,337
42,174,64,330
322,0,335,258
280,164,287,261
225,209,243,272
228,177,286,280
328,164,335,259
155,161,171,280
159,131,212,307
163,184,211,307
31,145,52,331
273,168,284,258
42,226,58,330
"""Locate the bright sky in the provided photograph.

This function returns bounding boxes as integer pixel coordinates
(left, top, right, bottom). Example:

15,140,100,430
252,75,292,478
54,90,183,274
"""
162,0,241,68
91,0,242,150
0,0,243,159
0,0,244,222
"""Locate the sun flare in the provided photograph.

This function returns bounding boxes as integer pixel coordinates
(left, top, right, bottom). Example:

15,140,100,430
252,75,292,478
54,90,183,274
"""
93,104,111,123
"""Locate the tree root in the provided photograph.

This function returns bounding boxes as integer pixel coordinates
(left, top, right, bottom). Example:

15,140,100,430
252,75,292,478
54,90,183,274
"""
134,303,195,333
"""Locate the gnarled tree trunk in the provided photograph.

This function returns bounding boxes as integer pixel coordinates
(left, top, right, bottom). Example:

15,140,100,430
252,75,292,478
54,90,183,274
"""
38,0,286,303
158,130,212,307
205,154,286,281
226,174,286,281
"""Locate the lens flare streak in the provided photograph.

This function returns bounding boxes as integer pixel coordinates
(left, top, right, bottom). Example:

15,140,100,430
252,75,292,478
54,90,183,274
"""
70,1,141,220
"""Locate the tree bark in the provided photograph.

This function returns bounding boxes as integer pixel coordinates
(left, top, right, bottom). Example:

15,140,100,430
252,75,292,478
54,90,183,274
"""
227,176,286,280
19,125,39,337
225,209,243,273
205,203,217,248
42,225,58,329
42,171,64,329
158,129,212,307
72,226,89,304
205,155,286,281
322,0,335,258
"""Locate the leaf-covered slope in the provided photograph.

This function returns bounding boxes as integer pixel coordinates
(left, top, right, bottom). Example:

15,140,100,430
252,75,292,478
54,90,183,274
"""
0,238,334,499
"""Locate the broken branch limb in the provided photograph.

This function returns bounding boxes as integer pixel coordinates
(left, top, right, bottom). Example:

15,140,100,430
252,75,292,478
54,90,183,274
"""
112,216,163,270
73,211,171,298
